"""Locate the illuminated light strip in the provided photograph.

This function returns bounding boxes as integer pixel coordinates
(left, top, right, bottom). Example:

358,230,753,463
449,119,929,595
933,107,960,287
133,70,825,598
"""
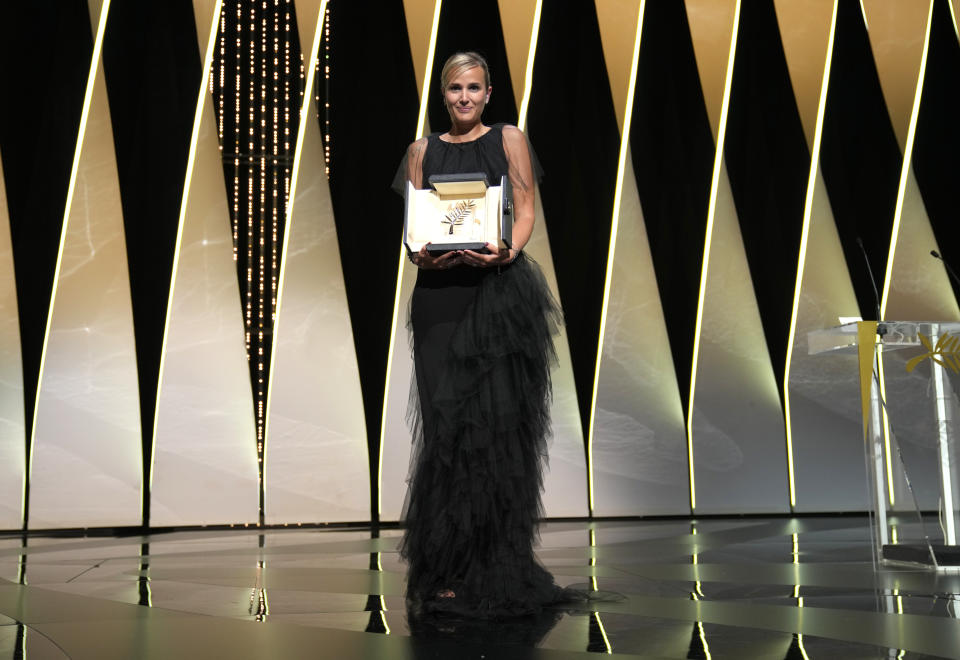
950,0,959,38
380,609,391,634
792,532,800,598
686,0,742,512
263,0,329,513
859,0,868,29
875,1,934,507
782,1,839,510
879,0,934,319
378,1,444,516
586,0,645,514
415,0,443,139
593,612,613,653
797,596,810,659
27,0,114,518
150,0,225,496
876,352,895,505
516,0,543,131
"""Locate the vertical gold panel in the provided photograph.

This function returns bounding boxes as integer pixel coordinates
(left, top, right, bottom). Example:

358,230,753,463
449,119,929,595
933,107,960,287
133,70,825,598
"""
496,0,538,112
685,2,789,512
884,170,960,321
380,0,441,520
773,0,835,149
29,0,143,528
263,0,369,523
592,1,687,515
867,2,958,322
595,0,642,133
150,0,259,526
498,1,585,515
692,160,788,513
402,0,439,96
861,0,932,149
777,2,868,511
593,147,688,515
0,151,25,529
685,0,739,140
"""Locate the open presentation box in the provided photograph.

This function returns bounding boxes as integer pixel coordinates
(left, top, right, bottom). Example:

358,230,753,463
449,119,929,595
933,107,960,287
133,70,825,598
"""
404,173,513,255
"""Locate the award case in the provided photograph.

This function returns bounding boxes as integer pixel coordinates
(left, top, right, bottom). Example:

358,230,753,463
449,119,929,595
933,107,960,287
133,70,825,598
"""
404,173,513,255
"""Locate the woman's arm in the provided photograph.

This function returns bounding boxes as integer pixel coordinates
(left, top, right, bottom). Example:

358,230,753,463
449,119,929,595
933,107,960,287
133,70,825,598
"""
501,124,535,253
459,125,535,267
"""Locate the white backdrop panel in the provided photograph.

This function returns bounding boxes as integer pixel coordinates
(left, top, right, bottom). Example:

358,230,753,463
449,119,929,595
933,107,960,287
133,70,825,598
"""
0,152,25,529
29,1,142,529
264,0,369,524
150,0,259,527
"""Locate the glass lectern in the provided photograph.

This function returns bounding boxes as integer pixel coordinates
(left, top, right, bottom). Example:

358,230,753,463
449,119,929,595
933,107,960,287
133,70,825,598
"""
809,321,960,569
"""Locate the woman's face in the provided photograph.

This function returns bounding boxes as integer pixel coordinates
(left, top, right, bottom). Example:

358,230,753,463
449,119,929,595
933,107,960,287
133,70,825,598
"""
444,66,490,126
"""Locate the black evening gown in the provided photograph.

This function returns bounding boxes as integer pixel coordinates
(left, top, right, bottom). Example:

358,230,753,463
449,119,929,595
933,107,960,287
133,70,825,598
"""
398,124,570,618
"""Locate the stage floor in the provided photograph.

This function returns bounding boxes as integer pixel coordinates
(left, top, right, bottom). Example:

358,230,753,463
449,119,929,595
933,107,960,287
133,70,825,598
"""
1,517,958,659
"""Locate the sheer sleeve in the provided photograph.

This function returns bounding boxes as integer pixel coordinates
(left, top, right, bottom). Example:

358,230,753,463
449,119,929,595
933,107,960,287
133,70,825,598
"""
391,136,428,196
501,125,540,251
500,124,542,191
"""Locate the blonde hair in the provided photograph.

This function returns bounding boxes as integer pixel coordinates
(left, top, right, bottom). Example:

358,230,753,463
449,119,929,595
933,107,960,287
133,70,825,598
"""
439,51,491,91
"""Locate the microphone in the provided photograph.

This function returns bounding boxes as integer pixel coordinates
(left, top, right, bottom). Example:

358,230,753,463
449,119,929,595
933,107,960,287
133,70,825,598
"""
856,237,884,327
931,250,960,290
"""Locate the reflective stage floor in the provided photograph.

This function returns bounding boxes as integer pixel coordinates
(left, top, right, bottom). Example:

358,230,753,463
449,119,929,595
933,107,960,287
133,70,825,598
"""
1,517,959,659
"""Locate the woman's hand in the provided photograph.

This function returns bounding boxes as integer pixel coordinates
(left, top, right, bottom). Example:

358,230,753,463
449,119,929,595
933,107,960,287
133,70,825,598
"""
459,243,517,268
412,243,463,269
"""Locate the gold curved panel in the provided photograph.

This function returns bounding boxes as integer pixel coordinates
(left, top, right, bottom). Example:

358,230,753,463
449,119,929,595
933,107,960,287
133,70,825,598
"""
874,2,957,323
591,1,687,515
29,0,143,529
692,159,788,513
595,0,643,133
773,0,836,150
264,1,369,524
402,0,440,97
777,3,868,511
593,147,688,515
884,170,960,322
685,0,739,140
861,0,933,150
0,151,25,529
500,0,585,515
496,0,538,112
150,0,259,526
685,1,789,512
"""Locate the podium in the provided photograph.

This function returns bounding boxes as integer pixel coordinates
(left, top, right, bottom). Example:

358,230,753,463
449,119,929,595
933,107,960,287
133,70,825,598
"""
809,321,960,569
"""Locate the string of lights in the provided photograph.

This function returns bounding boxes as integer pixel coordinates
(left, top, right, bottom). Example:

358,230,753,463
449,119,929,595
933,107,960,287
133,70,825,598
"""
211,0,306,523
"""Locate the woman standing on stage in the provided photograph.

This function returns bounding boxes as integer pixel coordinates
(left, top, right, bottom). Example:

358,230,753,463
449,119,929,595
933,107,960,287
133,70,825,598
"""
395,51,570,618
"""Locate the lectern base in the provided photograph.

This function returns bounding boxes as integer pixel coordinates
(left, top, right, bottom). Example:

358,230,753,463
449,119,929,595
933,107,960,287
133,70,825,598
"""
882,543,960,568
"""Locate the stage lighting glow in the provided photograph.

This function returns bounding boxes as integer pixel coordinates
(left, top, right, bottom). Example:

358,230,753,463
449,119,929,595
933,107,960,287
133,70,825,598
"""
783,0,838,510
687,0,742,513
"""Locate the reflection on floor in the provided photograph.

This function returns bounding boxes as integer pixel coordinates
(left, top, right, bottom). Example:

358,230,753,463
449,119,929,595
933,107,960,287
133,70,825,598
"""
1,517,959,659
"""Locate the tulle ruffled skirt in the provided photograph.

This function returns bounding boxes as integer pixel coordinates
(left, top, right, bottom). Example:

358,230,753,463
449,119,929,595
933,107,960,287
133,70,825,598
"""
400,253,571,618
